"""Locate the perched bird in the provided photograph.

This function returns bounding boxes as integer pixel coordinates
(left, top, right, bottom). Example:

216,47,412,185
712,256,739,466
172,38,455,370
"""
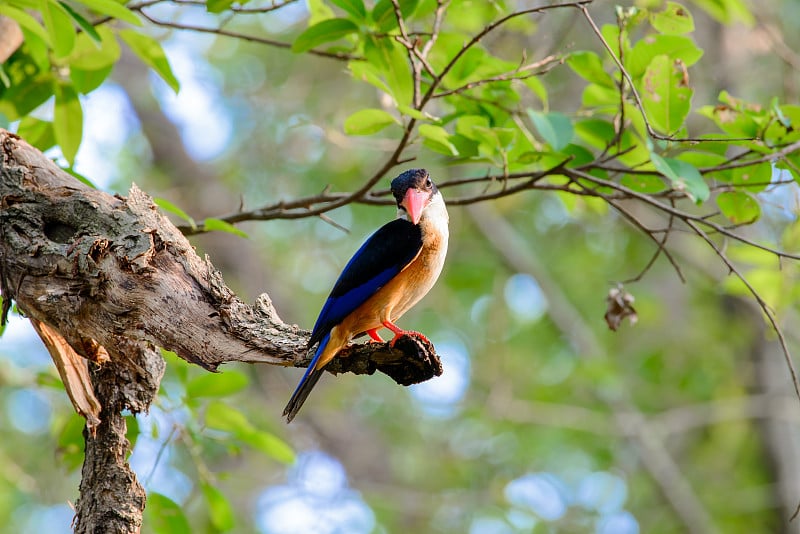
284,169,449,422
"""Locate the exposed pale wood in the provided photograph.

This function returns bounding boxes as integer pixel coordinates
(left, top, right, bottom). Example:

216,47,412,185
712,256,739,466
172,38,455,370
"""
30,318,102,434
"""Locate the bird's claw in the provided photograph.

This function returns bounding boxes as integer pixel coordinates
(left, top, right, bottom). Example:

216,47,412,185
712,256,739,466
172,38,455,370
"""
389,330,430,348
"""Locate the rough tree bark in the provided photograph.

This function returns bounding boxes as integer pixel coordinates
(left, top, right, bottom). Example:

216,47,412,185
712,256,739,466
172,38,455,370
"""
0,130,441,532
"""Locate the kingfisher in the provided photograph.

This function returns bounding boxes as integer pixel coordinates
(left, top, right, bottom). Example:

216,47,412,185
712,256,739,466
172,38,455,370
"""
284,169,449,422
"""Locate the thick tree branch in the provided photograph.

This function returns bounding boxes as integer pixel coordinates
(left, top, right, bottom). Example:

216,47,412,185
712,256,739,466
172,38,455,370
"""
0,129,439,380
0,127,442,531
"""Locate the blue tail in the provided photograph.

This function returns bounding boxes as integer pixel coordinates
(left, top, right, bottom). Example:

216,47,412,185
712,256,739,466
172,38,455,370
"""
283,333,330,423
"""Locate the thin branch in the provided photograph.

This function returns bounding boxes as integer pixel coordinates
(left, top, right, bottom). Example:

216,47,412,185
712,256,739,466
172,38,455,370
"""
136,11,360,61
684,218,800,404
432,55,564,99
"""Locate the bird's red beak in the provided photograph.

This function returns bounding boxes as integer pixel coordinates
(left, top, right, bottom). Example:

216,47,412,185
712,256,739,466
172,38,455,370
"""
402,188,429,225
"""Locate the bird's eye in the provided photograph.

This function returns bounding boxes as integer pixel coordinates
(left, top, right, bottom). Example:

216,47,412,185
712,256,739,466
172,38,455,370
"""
425,177,432,188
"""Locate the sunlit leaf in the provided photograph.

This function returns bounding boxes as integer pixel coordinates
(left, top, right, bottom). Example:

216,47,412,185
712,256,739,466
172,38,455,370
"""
53,82,82,165
651,2,694,35
371,0,418,31
119,29,180,92
344,108,399,135
363,36,413,105
349,60,392,94
397,104,437,121
650,152,709,203
70,64,113,93
206,0,235,13
78,0,141,25
528,110,574,151
205,401,295,463
40,0,75,58
717,191,760,224
640,54,692,135
730,161,772,193
419,124,458,156
202,483,236,532
186,371,250,398
57,1,100,43
146,493,191,534
621,173,667,193
330,0,366,21
567,51,615,88
154,198,195,228
16,117,56,152
66,26,121,90
203,218,248,238
627,35,703,78
291,18,359,53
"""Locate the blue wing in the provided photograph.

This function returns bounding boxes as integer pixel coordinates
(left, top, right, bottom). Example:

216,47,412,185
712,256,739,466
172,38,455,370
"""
308,218,423,348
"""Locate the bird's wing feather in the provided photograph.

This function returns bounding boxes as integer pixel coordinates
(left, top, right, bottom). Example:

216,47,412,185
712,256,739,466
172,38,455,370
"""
308,219,423,347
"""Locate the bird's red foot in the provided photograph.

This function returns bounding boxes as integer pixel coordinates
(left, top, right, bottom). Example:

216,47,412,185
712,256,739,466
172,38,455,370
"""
382,321,430,347
366,328,385,343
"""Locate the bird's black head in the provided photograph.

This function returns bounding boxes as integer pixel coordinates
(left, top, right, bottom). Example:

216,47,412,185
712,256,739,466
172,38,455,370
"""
390,169,438,225
391,169,436,205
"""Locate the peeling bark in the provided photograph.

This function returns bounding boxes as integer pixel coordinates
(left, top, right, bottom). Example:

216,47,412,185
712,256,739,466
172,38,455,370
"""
0,129,441,532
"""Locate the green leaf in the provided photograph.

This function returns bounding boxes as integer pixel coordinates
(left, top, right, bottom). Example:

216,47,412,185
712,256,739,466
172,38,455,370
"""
57,1,100,43
344,108,399,135
205,401,295,463
455,115,490,141
16,117,56,152
244,430,296,464
53,82,82,165
640,54,692,135
186,371,250,398
203,218,248,238
291,18,359,53
56,414,86,471
528,110,574,151
67,26,121,70
717,191,760,224
349,61,392,94
126,414,140,452
202,483,236,532
651,2,694,35
119,29,180,92
206,0,235,13
567,51,615,88
397,104,437,122
627,35,703,78
146,493,191,534
154,198,195,228
70,64,113,93
371,0,418,32
77,0,141,25
650,152,709,203
0,5,50,44
40,0,75,58
363,36,413,105
722,161,772,193
306,0,334,24
330,0,366,21
418,124,458,156
621,173,666,194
